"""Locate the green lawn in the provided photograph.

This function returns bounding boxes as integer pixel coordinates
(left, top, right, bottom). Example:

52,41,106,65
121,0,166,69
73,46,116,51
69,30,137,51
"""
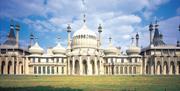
0,75,180,91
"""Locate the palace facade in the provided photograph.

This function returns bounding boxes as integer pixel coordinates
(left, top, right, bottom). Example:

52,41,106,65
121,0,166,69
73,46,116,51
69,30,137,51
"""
0,19,180,75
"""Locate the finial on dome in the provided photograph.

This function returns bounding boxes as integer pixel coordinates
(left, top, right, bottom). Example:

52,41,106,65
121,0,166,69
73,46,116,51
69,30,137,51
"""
109,36,112,44
57,35,61,43
67,24,71,32
98,24,102,33
154,18,159,30
131,37,134,45
178,24,180,31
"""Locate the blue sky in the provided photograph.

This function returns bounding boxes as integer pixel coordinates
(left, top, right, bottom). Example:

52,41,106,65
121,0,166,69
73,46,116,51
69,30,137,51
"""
0,0,179,51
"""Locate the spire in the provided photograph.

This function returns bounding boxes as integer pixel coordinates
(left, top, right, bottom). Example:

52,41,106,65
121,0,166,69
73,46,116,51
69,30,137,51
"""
98,24,102,33
3,19,17,46
152,19,166,46
67,24,71,32
109,36,112,45
136,33,139,47
57,35,61,43
83,14,86,23
131,37,134,45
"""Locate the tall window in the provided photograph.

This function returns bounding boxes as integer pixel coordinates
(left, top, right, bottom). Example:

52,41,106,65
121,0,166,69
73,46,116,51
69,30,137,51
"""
129,58,132,63
38,58,41,63
47,66,50,74
38,66,41,74
135,58,137,63
32,58,35,63
34,66,37,74
43,66,45,74
46,58,49,63
57,67,59,74
52,67,54,74
57,58,59,63
62,67,64,74
121,58,124,63
62,58,64,63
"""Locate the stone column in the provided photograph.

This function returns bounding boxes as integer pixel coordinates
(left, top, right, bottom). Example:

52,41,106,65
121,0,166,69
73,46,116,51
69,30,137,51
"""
151,60,154,75
79,56,83,75
144,58,147,75
72,57,75,75
88,56,92,75
168,57,171,75
95,57,98,75
114,65,116,75
67,57,70,75
45,66,47,75
0,61,1,74
49,66,52,75
11,57,14,75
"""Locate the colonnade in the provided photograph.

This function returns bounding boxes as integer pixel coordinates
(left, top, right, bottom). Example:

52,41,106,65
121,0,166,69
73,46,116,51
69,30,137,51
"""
67,56,102,75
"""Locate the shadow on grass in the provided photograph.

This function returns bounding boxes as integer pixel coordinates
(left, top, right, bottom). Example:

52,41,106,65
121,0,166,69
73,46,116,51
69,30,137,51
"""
0,86,83,91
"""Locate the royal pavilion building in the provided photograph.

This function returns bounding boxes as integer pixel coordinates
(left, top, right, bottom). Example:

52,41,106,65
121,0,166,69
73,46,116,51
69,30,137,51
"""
0,18,180,75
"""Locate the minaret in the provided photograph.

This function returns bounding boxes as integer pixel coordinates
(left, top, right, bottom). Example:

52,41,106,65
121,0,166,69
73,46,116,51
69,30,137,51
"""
149,22,153,46
15,23,20,48
177,41,180,47
67,24,71,49
108,36,112,46
135,33,139,47
98,24,102,47
131,37,134,45
29,33,34,47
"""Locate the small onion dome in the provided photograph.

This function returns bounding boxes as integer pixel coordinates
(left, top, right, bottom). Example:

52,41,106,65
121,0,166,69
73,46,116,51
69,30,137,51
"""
126,45,140,55
105,44,120,55
52,43,66,54
29,42,44,54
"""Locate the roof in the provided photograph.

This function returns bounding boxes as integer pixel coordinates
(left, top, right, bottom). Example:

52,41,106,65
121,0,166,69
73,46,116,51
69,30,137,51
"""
3,28,17,46
152,28,166,46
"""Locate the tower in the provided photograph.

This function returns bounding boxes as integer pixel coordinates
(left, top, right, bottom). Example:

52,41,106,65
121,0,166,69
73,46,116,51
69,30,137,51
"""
15,23,20,48
135,33,139,47
98,24,102,48
29,33,34,48
67,24,71,50
149,23,153,47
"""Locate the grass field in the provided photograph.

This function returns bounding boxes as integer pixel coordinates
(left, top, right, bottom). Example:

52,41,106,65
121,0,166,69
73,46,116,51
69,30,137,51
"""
0,75,180,91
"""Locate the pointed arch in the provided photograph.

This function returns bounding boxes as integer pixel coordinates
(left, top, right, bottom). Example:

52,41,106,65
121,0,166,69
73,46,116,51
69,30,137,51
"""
156,61,162,75
19,61,23,74
75,60,79,75
177,61,180,74
70,60,73,75
14,61,17,74
83,60,87,75
97,60,100,74
8,61,12,74
91,60,95,75
163,61,168,75
170,61,175,75
1,61,5,74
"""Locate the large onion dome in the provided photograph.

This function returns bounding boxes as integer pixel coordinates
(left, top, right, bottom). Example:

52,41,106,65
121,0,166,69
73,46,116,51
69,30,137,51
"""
29,42,44,55
72,23,98,49
52,42,66,54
